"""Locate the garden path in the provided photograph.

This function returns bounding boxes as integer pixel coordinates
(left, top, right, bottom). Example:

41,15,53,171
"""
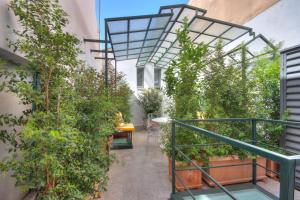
103,131,171,200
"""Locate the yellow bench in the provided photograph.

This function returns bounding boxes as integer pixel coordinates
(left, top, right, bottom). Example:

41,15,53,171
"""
112,112,134,149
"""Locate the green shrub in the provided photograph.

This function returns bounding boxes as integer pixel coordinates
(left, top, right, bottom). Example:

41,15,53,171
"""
138,88,163,116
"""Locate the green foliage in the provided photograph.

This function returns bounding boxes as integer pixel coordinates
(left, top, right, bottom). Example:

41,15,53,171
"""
164,19,208,119
162,19,209,162
0,0,130,199
203,41,251,119
162,19,283,163
138,88,163,116
250,45,283,146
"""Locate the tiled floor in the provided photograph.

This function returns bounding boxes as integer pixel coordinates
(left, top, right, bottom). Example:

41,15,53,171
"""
103,131,300,200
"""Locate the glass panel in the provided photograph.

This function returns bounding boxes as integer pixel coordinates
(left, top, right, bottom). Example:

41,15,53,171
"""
128,54,139,59
205,23,231,36
137,68,144,87
129,31,146,41
140,52,151,57
108,20,128,33
161,57,171,62
168,48,180,54
171,22,183,33
111,33,127,43
157,47,166,54
188,32,199,41
171,7,181,20
142,47,154,53
210,38,231,47
247,37,268,55
194,34,215,44
128,49,141,55
173,41,180,48
146,29,164,39
144,39,158,47
161,41,172,49
189,19,211,32
113,43,127,51
178,8,196,23
150,16,170,29
164,53,176,59
116,56,127,61
154,52,163,58
165,22,173,32
129,41,143,49
139,57,148,61
222,27,248,40
114,50,127,57
130,18,150,31
165,33,177,42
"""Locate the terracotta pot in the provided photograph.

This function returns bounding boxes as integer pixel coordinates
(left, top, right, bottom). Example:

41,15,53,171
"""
168,158,202,191
266,159,279,179
203,156,267,186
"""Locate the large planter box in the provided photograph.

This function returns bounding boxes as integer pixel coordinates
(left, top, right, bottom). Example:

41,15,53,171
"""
266,159,279,179
203,156,267,186
168,158,202,191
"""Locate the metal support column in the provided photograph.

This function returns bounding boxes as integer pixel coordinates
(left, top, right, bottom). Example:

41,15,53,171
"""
279,160,295,200
251,118,257,185
171,121,176,196
104,21,108,87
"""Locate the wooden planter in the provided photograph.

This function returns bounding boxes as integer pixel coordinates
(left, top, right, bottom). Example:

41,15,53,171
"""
203,156,267,186
266,160,279,179
168,158,202,191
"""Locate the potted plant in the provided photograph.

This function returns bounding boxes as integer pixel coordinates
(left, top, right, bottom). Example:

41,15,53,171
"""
162,19,209,190
161,124,204,191
199,42,269,186
138,88,163,126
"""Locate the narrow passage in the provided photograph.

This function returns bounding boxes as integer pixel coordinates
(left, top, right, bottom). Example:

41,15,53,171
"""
103,131,171,200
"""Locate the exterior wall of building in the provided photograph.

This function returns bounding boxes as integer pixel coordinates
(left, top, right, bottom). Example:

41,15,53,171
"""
188,0,278,25
116,60,156,128
244,0,300,49
0,1,100,199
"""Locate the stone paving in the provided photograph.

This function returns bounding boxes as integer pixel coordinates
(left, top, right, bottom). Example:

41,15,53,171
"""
103,131,300,200
103,131,171,200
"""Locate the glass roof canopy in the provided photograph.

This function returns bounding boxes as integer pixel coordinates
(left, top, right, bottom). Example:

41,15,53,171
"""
104,4,273,69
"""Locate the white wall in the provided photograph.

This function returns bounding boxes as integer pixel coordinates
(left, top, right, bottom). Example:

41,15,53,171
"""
245,0,300,49
117,60,156,127
0,0,100,69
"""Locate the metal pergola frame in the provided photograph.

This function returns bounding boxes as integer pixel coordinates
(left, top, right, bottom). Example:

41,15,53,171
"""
83,4,275,88
171,118,300,200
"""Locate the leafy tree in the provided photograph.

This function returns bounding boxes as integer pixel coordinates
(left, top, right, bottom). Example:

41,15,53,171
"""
138,88,163,116
162,19,209,162
0,0,122,199
250,44,283,147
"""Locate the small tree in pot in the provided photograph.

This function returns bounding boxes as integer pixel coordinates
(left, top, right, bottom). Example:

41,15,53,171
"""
138,88,163,118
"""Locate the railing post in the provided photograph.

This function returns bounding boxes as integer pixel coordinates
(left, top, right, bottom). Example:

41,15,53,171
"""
251,118,257,185
279,160,295,200
171,120,176,196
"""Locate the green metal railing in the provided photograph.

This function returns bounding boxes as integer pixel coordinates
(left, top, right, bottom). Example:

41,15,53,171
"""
171,118,300,200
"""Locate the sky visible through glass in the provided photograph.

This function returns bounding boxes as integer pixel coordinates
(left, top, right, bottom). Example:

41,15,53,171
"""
95,0,187,48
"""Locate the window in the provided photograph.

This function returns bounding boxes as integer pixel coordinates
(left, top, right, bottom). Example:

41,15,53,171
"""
137,67,144,88
154,68,161,88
